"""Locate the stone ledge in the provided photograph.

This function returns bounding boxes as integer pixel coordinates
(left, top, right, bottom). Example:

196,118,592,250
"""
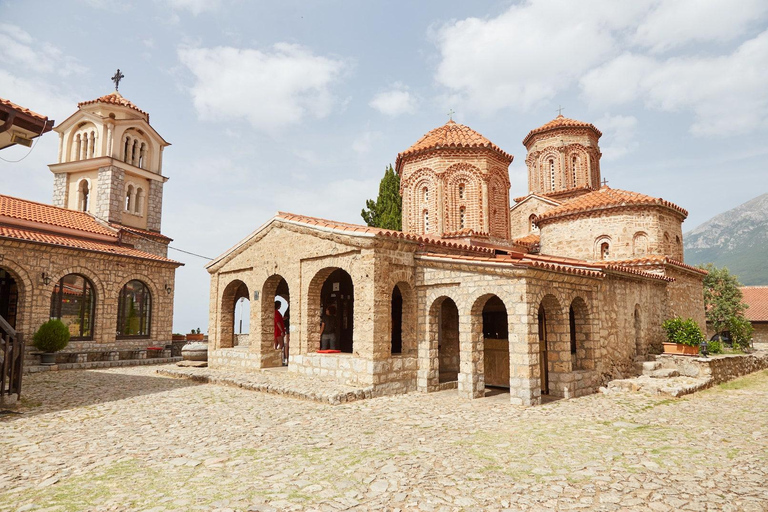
157,367,375,405
23,357,182,374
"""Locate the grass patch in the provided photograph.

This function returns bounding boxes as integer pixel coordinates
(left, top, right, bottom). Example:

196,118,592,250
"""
718,370,768,390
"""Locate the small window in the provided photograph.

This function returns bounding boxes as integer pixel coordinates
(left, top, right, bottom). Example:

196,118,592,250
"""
423,187,429,202
458,183,465,199
424,210,429,232
549,159,555,191
529,214,537,232
601,242,610,260
78,180,89,212
572,155,578,187
460,207,466,229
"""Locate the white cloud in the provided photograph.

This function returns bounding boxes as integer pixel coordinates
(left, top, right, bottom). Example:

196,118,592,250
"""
352,130,381,154
633,0,768,53
594,114,638,161
0,24,86,77
369,83,417,117
178,43,346,132
167,0,222,16
582,31,768,136
432,0,650,114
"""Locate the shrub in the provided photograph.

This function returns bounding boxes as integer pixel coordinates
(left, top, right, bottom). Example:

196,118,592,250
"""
32,319,71,353
727,315,754,351
707,339,723,354
662,317,704,347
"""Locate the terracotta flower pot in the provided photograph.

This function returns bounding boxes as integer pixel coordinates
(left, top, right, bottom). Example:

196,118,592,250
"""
186,333,204,341
172,334,186,342
662,342,700,356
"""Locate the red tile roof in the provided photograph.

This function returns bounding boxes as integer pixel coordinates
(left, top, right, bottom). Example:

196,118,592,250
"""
110,223,172,242
741,287,768,322
396,120,513,170
0,225,181,264
513,233,540,249
0,97,49,123
523,114,602,146
610,255,708,275
0,194,116,237
78,91,148,118
535,186,688,224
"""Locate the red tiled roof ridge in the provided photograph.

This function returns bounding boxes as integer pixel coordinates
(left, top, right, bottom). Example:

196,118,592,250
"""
740,286,768,322
109,222,172,242
535,186,688,223
78,91,148,117
523,114,602,146
0,225,182,265
396,120,513,169
275,211,494,254
610,255,707,275
0,97,49,123
512,233,540,248
418,251,603,278
511,193,563,205
0,194,117,238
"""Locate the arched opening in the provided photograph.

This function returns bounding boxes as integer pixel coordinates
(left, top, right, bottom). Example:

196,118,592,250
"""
537,294,564,396
260,275,290,364
219,279,248,349
600,242,610,260
391,285,403,354
135,188,144,215
634,305,642,358
633,232,648,256
78,180,89,212
125,184,134,211
50,274,95,340
318,269,354,353
569,297,590,371
116,280,152,338
234,297,250,335
0,268,19,330
436,297,459,384
479,295,509,389
529,214,537,232
538,304,549,395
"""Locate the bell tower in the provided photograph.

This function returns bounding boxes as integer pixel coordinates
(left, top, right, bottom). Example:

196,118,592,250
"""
522,114,602,201
48,79,170,234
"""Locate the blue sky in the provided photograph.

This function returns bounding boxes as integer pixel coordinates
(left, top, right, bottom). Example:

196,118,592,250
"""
2,0,767,333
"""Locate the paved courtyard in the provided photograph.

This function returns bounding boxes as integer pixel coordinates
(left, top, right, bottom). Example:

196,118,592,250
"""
2,366,767,512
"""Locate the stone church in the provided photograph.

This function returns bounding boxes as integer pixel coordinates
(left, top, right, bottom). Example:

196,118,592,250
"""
207,115,706,405
0,92,182,364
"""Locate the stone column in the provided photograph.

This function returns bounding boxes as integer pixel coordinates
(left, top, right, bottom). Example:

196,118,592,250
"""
57,133,64,163
106,124,113,158
509,306,541,406
457,307,484,399
52,173,68,208
417,295,439,392
94,166,124,223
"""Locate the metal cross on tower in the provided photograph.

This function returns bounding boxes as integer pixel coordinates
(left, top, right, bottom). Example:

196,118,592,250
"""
111,69,125,91
556,105,564,116
601,178,609,186
447,108,455,121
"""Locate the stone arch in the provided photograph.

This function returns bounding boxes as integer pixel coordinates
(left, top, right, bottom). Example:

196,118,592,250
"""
536,293,566,397
77,178,91,212
594,235,612,260
68,121,99,161
567,146,589,188
261,274,289,366
472,294,509,390
307,267,354,354
538,150,560,192
115,273,162,340
390,281,416,356
218,279,249,349
405,169,438,235
49,272,98,341
428,295,460,385
569,296,591,371
488,173,510,238
633,231,649,257
444,166,481,233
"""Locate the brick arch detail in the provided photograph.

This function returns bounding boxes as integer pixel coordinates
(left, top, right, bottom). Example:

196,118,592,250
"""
405,171,438,235
0,257,34,339
444,168,481,233
217,278,249,349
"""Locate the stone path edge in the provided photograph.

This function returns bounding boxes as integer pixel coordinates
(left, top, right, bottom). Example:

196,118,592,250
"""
24,357,182,374
157,367,375,405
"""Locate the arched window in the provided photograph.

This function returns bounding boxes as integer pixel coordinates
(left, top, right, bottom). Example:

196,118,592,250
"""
458,183,465,199
117,280,152,338
460,207,466,229
424,210,429,232
549,159,555,191
529,214,537,232
138,143,146,169
123,136,131,163
571,155,578,187
600,242,610,260
50,274,95,340
423,187,429,202
75,134,82,162
89,130,96,158
78,180,90,212
135,188,144,215
569,305,577,355
125,184,134,211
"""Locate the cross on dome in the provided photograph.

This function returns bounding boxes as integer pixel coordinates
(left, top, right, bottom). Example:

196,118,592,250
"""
111,69,124,91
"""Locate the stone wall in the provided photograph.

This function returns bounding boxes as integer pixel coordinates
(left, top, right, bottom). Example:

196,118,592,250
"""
539,207,685,262
147,180,164,232
752,323,768,344
663,265,706,330
509,196,554,239
656,352,768,385
0,237,177,362
524,126,601,196
94,165,124,224
52,173,68,208
121,231,169,259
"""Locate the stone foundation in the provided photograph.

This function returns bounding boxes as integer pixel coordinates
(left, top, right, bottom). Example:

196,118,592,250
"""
656,352,768,385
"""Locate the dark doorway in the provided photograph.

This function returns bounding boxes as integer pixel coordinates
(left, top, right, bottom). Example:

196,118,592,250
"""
320,269,354,353
482,295,509,388
391,286,403,354
0,268,18,330
538,304,549,395
438,298,459,383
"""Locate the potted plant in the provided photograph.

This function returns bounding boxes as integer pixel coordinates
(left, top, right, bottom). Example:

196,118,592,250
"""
662,317,703,356
33,319,71,365
171,333,186,342
186,328,204,342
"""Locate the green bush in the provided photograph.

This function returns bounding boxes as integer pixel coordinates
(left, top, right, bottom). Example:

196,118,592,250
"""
727,315,754,351
707,339,723,354
32,319,71,353
662,317,704,347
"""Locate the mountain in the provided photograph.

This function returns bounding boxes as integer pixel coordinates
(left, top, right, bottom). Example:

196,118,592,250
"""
684,193,768,285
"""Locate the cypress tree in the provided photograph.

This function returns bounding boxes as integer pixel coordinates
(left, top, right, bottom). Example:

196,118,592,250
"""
361,165,402,230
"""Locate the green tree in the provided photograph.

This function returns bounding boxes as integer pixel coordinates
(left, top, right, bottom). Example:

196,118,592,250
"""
361,165,402,230
701,263,754,349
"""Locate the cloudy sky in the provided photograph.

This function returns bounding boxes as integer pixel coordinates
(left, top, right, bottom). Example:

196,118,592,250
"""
2,0,767,333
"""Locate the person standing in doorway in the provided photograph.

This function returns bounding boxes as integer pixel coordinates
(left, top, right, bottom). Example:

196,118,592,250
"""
282,307,290,366
319,305,337,350
274,301,285,352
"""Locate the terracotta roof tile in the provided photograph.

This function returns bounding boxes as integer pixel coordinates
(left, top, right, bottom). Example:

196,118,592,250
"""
522,114,601,146
78,91,148,118
610,255,707,275
741,286,768,322
109,223,172,242
0,225,181,265
513,233,540,249
535,186,688,224
276,212,494,254
0,194,116,237
396,120,513,169
0,97,49,123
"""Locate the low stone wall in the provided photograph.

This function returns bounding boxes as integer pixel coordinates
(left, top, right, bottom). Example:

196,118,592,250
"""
291,354,417,396
209,348,262,370
657,352,768,385
23,356,181,374
548,369,601,398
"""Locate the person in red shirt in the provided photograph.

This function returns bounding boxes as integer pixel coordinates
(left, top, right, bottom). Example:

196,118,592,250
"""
274,301,285,351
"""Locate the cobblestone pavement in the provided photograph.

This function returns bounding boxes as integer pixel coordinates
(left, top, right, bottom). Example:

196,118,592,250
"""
2,366,767,512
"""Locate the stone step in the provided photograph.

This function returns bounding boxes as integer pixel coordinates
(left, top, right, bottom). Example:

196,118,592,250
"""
642,361,662,373
649,368,680,379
